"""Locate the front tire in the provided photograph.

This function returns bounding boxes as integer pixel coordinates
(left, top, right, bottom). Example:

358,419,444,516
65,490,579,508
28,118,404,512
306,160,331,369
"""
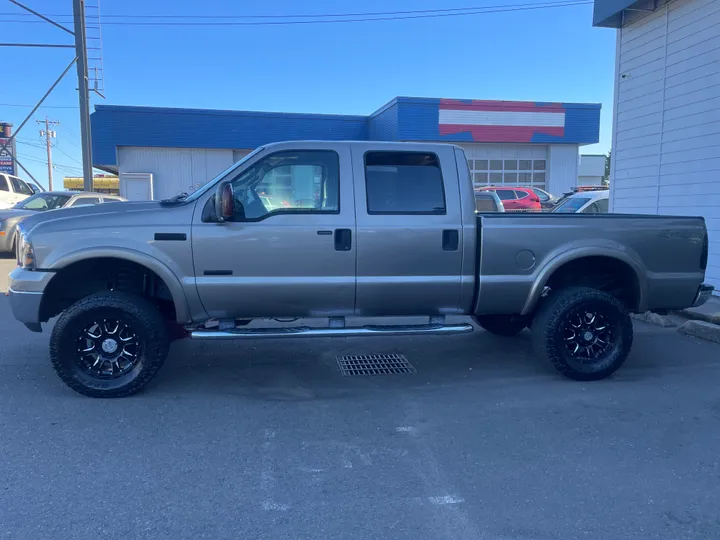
50,292,170,398
531,287,633,381
475,315,527,337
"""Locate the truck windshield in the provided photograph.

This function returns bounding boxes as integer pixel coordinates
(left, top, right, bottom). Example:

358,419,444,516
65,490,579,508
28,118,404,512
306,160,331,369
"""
553,197,591,213
13,193,71,211
182,147,265,203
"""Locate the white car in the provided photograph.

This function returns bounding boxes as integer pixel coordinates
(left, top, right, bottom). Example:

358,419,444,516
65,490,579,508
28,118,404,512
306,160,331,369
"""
0,173,34,209
552,189,609,214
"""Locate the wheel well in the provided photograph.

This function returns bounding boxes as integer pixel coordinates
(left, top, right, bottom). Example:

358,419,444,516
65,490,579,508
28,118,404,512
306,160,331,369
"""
545,256,641,311
40,258,177,323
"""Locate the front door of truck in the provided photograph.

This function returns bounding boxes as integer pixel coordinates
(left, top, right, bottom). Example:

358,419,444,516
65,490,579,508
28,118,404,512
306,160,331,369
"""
192,144,356,319
351,144,465,316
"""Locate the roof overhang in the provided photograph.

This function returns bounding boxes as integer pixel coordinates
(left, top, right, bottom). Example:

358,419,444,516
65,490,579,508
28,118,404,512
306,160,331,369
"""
593,0,661,27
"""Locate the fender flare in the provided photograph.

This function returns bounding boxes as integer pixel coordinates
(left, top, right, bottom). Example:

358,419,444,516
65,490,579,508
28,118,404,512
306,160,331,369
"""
47,247,191,323
521,247,647,315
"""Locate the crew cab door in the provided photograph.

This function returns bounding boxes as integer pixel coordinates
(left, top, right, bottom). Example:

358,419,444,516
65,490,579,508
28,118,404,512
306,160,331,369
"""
351,144,465,315
191,143,356,319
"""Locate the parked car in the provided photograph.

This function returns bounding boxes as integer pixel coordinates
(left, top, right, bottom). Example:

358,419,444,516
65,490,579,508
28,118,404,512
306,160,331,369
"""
7,141,713,398
553,185,608,210
522,187,557,210
0,191,126,253
0,173,34,209
26,180,46,194
474,190,505,212
552,190,609,214
478,186,541,212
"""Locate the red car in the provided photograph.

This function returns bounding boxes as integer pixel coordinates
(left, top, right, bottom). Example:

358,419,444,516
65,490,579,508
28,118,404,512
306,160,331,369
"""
477,186,541,211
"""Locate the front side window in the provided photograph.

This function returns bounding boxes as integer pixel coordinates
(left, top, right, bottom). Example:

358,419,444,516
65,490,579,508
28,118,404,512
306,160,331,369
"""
14,193,71,210
0,175,8,192
365,151,445,214
10,177,32,196
228,150,339,221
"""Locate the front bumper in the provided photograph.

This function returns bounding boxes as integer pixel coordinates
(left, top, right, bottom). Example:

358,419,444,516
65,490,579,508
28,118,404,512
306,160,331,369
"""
692,283,715,308
7,267,55,332
0,231,13,252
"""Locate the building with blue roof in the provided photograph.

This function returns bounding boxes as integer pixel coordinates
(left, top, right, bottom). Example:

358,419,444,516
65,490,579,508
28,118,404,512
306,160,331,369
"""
91,96,601,200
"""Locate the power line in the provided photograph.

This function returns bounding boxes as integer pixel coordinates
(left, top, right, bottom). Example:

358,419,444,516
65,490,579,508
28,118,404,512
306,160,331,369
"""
0,2,587,19
1,103,79,109
54,145,83,166
0,1,593,26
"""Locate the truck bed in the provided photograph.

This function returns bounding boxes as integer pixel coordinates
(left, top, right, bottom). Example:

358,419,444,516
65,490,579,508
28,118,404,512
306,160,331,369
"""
474,212,708,316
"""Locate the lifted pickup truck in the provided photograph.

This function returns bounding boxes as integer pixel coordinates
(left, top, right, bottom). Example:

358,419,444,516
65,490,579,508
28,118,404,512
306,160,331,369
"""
8,141,713,397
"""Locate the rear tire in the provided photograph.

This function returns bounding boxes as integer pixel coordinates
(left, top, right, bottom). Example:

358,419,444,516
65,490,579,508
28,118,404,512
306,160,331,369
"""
50,292,170,398
531,286,633,381
475,314,527,337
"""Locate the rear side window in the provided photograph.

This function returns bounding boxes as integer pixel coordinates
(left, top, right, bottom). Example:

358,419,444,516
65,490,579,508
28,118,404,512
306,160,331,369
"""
0,175,8,192
514,190,530,199
494,189,517,201
365,151,446,214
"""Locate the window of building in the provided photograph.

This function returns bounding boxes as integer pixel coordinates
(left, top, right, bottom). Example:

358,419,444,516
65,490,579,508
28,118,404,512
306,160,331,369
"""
365,151,445,214
468,157,547,190
228,150,340,220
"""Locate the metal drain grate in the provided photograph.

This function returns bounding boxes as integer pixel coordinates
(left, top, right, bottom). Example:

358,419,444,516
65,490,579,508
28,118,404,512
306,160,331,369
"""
336,354,416,376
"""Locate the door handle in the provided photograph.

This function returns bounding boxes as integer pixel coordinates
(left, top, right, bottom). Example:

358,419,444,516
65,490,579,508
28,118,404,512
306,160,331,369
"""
334,229,352,251
442,229,459,251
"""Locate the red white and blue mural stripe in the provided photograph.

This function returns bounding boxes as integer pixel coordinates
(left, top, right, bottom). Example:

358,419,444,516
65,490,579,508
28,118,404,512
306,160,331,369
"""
438,99,567,143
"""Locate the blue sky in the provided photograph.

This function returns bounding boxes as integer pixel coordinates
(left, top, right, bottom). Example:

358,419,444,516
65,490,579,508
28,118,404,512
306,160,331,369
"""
1,0,615,188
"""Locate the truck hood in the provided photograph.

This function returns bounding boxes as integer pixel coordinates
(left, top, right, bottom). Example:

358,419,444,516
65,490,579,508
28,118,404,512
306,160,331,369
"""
0,209,36,221
19,201,164,235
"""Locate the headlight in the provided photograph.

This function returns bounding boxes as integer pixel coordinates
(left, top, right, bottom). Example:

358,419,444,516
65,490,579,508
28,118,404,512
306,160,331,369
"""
16,232,35,270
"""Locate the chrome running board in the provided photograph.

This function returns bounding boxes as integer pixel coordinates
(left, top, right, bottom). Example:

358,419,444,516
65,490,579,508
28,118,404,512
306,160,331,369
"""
190,323,474,340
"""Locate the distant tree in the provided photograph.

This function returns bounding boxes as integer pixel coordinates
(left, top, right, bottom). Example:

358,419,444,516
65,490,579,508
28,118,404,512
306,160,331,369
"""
603,151,611,186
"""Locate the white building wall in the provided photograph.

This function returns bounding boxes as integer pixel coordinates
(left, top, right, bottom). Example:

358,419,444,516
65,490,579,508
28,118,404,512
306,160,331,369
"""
547,145,580,196
117,147,234,201
611,0,720,291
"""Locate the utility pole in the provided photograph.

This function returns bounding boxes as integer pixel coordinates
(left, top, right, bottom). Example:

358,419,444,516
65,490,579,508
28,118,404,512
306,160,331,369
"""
37,117,59,190
73,0,94,192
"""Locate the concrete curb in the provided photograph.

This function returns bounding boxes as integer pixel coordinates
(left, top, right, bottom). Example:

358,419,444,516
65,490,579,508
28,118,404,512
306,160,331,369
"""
678,320,720,344
672,308,720,326
632,311,677,328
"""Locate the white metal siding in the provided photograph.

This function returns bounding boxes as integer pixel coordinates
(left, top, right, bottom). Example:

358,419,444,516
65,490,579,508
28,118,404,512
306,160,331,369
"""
547,145,580,195
611,0,720,291
117,147,234,200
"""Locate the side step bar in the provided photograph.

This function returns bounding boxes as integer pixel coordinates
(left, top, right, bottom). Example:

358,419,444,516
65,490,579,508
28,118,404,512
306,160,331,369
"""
191,323,474,340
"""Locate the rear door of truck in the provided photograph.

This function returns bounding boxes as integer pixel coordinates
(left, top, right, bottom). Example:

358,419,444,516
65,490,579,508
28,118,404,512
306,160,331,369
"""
350,144,465,315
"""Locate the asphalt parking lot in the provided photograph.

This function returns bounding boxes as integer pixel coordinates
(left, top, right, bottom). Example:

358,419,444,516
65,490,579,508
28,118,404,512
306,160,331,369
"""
1,258,720,540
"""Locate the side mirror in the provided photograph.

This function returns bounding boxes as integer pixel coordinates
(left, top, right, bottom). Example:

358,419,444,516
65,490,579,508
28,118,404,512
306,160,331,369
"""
215,182,234,222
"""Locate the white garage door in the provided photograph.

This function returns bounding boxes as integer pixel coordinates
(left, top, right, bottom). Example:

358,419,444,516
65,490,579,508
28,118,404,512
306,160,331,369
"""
458,143,548,190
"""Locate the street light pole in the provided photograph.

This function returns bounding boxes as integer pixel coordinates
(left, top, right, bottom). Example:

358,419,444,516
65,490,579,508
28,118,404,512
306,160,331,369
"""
73,0,93,192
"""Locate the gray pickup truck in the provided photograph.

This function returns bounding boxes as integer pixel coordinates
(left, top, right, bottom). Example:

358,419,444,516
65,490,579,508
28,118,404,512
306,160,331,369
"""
7,141,713,397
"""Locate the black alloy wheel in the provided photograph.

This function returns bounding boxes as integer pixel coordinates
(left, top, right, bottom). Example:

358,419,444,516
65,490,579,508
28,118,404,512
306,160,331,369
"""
531,287,633,381
50,292,170,398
